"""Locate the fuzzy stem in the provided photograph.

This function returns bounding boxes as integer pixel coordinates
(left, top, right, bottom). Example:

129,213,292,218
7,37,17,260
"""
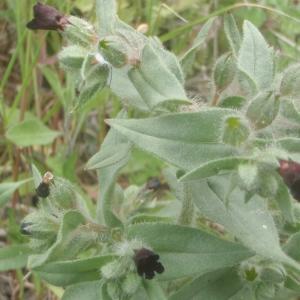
211,90,220,106
178,182,194,225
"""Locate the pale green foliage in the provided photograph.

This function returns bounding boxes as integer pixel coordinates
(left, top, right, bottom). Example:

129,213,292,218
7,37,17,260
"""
246,91,280,129
6,119,61,147
213,53,236,93
224,14,241,58
238,21,274,91
5,1,300,299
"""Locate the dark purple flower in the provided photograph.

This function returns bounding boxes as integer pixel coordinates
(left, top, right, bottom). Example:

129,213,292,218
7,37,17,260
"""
27,2,69,31
146,178,161,190
20,222,33,235
133,248,164,280
36,182,50,198
279,160,300,201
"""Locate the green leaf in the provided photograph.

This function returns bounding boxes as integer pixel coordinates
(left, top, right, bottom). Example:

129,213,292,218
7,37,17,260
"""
274,175,295,224
213,53,236,93
0,178,32,207
35,255,116,287
62,281,103,300
221,116,250,147
219,96,246,109
284,231,300,262
86,142,131,170
77,54,110,109
280,99,300,124
224,14,241,58
149,37,184,85
180,17,216,75
180,157,252,182
96,111,130,227
246,91,280,129
0,244,31,271
31,163,42,188
237,69,258,97
28,211,86,269
143,281,167,300
107,109,239,171
129,44,189,110
280,64,300,98
6,119,61,147
58,45,87,70
96,0,117,37
110,67,149,111
238,21,274,91
127,223,253,280
169,268,244,300
190,175,298,268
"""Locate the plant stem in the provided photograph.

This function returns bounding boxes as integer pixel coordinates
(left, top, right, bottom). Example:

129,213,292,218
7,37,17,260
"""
211,91,220,106
178,182,194,226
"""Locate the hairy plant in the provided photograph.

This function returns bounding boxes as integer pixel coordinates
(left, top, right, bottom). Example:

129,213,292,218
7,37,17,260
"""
2,1,300,299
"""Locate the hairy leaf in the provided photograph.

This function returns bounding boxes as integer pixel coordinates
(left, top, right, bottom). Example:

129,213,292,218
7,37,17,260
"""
127,223,253,280
6,119,61,147
238,21,274,91
107,109,239,170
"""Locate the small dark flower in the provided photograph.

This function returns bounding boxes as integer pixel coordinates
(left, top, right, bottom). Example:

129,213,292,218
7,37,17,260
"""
146,178,161,190
31,195,39,207
27,2,69,31
36,171,54,198
133,248,164,280
20,222,33,235
279,159,300,200
36,182,50,198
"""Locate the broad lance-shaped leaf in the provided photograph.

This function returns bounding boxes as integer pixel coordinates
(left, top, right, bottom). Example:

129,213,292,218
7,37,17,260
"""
76,54,110,110
0,178,32,207
284,231,300,262
169,268,244,300
213,53,236,93
224,14,241,58
149,37,184,85
86,142,131,170
35,255,116,286
31,163,42,188
129,44,190,110
246,91,279,129
96,0,117,37
6,119,61,147
96,110,130,227
281,99,300,124
0,244,32,271
280,63,300,98
190,174,299,269
127,223,253,280
28,211,86,269
238,20,274,91
143,281,167,300
62,281,103,300
180,157,253,182
180,17,217,75
110,67,149,111
107,108,239,171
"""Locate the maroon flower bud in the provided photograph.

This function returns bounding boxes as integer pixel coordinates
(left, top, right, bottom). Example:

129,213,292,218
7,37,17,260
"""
36,172,54,198
133,248,164,280
20,222,33,235
27,2,69,31
279,159,300,201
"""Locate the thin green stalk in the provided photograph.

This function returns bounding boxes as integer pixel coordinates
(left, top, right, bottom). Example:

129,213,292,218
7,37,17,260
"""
160,3,300,42
178,182,194,226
